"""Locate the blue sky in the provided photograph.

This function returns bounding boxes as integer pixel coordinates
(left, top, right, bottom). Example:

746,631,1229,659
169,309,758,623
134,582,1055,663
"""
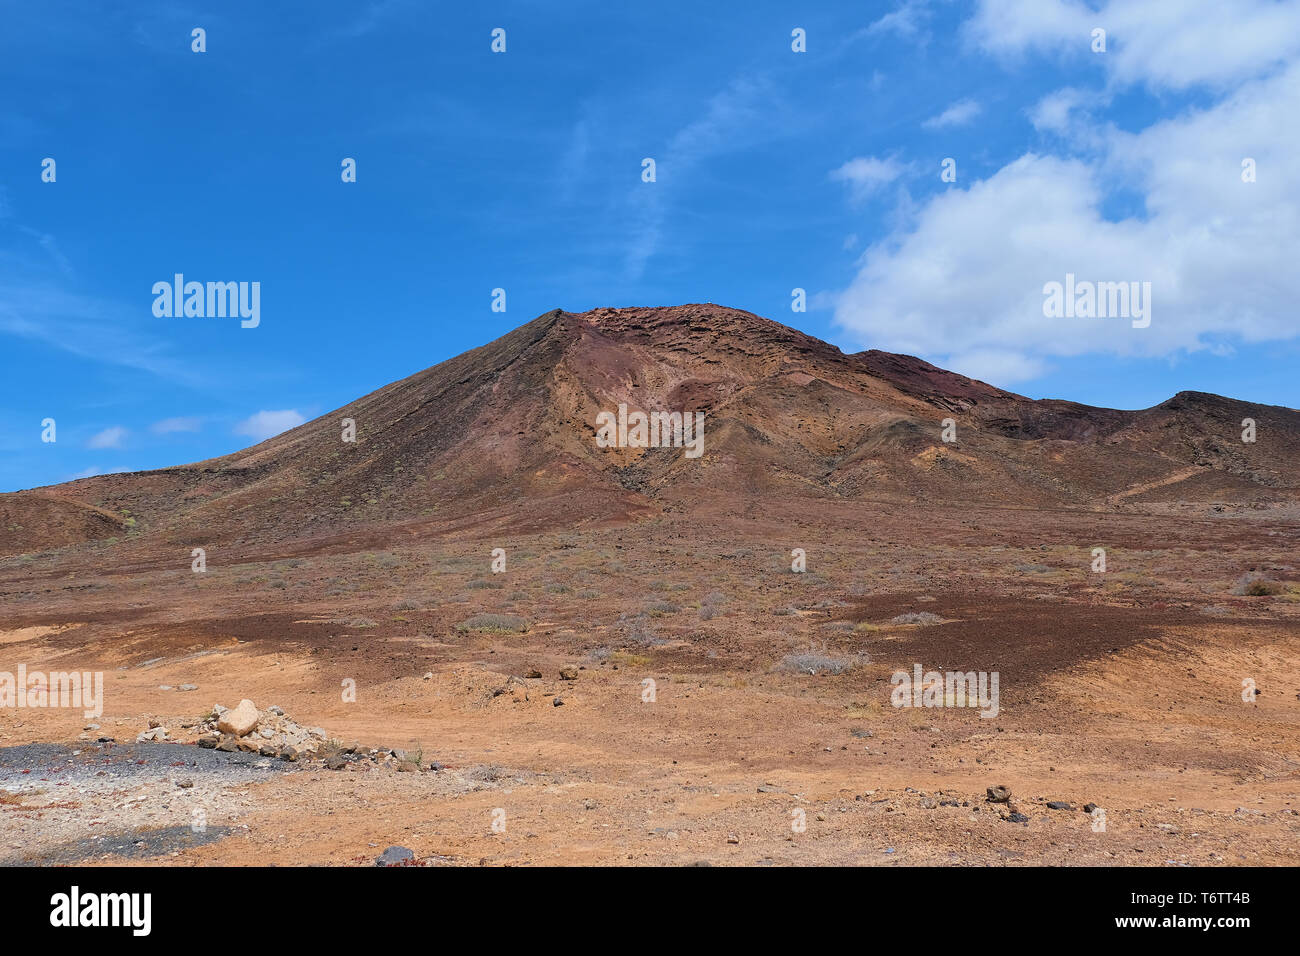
3,0,1298,492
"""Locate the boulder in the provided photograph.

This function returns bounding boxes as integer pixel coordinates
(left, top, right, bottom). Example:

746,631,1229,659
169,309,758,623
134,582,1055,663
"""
217,699,259,737
375,846,415,867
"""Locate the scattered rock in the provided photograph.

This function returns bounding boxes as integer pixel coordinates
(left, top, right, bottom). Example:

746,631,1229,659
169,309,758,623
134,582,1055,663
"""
919,795,938,809
525,668,542,679
1046,801,1073,810
726,833,740,844
552,697,564,707
986,785,1011,803
375,846,415,867
559,666,579,680
1005,811,1029,824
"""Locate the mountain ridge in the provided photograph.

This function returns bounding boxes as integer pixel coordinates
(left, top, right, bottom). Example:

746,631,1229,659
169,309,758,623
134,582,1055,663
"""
3,303,1297,557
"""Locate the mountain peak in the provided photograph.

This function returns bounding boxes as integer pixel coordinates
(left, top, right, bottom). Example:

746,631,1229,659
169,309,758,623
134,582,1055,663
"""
3,304,1297,556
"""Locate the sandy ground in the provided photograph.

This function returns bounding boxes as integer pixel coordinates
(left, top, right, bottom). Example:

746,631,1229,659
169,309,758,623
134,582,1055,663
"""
1,501,1297,865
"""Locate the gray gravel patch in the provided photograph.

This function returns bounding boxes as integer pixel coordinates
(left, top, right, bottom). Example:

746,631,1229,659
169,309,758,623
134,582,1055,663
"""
0,740,301,866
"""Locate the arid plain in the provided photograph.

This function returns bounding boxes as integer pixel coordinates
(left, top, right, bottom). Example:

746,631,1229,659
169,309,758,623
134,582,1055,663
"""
2,305,1298,865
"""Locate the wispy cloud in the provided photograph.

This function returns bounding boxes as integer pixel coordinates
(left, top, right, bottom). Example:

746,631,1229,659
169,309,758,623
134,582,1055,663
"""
88,426,127,449
151,416,202,434
1028,87,1093,133
829,156,904,204
868,0,935,41
0,217,205,386
556,116,592,204
623,75,783,278
922,98,982,129
235,409,305,442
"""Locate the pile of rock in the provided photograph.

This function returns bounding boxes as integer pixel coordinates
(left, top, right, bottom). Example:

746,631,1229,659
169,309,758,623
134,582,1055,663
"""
183,700,429,772
188,699,330,761
135,700,433,772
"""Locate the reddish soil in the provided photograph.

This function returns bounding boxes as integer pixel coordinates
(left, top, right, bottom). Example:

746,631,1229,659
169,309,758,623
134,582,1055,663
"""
1,307,1297,866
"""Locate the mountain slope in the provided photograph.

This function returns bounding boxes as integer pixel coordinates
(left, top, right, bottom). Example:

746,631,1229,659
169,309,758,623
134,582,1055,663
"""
4,304,1298,557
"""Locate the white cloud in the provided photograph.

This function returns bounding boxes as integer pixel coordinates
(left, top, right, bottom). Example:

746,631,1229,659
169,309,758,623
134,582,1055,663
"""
945,349,1050,386
922,98,982,129
829,156,904,204
235,409,306,442
151,416,201,434
623,75,779,278
833,61,1300,383
868,0,934,40
87,426,126,449
1028,87,1091,133
967,0,1300,91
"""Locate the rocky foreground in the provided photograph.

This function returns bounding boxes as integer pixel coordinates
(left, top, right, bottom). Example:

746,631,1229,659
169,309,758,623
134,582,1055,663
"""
138,699,436,773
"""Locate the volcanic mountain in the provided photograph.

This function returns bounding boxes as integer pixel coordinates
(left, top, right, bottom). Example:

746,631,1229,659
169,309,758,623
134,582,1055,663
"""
3,304,1298,558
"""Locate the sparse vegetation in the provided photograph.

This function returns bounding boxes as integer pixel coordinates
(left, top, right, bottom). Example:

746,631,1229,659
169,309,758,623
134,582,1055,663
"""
777,650,861,676
889,612,943,626
1232,572,1283,596
617,613,662,646
456,613,529,634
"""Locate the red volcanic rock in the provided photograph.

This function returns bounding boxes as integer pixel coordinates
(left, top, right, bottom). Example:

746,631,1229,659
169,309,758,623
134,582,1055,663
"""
2,303,1297,557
